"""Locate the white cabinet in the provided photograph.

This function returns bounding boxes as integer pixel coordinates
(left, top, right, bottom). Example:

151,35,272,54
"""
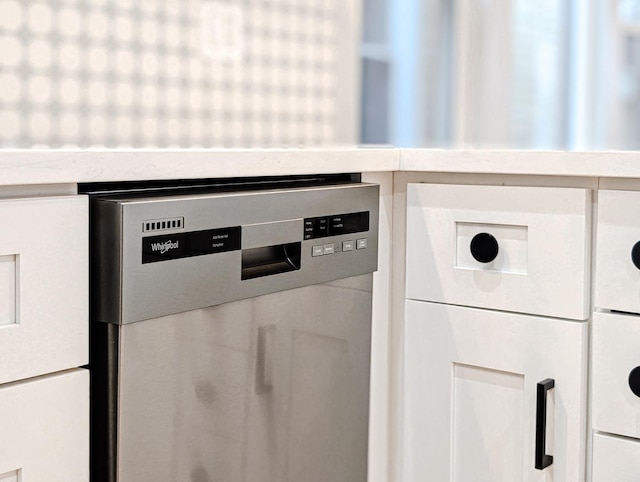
592,311,640,439
595,190,640,313
0,196,88,384
0,194,89,482
402,301,588,482
592,189,640,478
0,369,89,481
406,183,591,320
591,433,640,481
403,182,590,482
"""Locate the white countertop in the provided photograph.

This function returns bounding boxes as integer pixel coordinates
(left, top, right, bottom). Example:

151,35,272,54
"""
401,149,640,178
0,148,399,186
3,148,640,185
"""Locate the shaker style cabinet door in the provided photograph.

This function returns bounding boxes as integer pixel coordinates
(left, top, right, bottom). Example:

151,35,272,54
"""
0,369,89,481
0,196,88,384
591,433,640,482
592,311,640,439
595,189,640,313
402,301,588,482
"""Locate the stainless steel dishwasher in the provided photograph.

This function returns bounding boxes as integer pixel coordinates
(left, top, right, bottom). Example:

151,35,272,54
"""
88,177,379,482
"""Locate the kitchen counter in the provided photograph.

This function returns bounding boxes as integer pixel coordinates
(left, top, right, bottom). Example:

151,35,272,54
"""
0,148,399,186
5,148,640,186
401,149,640,178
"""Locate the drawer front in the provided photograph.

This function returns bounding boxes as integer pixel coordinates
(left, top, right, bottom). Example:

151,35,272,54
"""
592,311,640,439
0,369,89,481
0,196,88,384
595,189,640,313
406,183,591,320
592,433,640,481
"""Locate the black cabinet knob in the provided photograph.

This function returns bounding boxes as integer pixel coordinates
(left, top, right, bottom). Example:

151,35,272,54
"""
470,233,499,263
632,242,640,270
629,366,640,398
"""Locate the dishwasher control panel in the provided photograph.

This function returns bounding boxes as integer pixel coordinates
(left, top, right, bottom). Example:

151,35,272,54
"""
311,237,368,257
303,211,369,239
91,182,379,324
305,210,370,258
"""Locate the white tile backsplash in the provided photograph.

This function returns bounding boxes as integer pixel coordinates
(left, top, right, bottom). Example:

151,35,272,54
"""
0,0,350,148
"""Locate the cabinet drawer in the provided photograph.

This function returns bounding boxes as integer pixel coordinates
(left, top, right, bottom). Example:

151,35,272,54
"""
592,311,640,439
0,369,89,481
595,189,640,313
406,183,591,320
592,432,640,481
402,300,588,482
0,196,87,384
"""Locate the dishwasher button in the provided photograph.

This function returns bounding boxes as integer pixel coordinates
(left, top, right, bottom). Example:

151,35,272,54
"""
356,238,367,250
323,243,335,255
312,246,324,257
342,240,354,252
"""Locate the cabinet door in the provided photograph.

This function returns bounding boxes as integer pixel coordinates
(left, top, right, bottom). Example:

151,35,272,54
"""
592,432,640,481
0,369,89,481
592,311,640,439
0,196,88,384
595,189,640,313
402,301,587,482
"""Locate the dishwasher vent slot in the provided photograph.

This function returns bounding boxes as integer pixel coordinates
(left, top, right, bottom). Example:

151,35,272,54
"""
143,217,184,232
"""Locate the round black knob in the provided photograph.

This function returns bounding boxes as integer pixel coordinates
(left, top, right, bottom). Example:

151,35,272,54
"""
629,366,640,398
470,233,499,263
632,242,640,270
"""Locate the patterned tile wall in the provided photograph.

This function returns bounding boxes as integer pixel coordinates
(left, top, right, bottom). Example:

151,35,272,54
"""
0,0,351,148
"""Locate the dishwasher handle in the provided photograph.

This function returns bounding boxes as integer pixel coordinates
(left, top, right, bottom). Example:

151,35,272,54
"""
242,219,303,250
241,219,303,280
241,242,301,280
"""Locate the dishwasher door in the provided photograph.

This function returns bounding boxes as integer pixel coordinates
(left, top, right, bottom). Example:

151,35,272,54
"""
89,181,378,482
104,275,371,482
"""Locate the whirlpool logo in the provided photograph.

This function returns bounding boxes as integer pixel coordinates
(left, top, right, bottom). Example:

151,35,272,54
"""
151,240,179,254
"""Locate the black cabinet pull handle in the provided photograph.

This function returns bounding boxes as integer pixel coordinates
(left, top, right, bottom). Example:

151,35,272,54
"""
535,378,555,470
629,366,640,398
632,242,640,270
470,232,499,263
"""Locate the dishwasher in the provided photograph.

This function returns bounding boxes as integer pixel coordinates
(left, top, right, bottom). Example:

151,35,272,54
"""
85,175,379,482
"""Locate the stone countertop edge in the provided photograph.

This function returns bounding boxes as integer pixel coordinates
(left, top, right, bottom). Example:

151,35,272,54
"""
4,148,640,185
0,148,399,186
400,149,640,178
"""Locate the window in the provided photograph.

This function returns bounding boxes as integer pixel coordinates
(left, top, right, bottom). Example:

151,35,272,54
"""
360,0,640,151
